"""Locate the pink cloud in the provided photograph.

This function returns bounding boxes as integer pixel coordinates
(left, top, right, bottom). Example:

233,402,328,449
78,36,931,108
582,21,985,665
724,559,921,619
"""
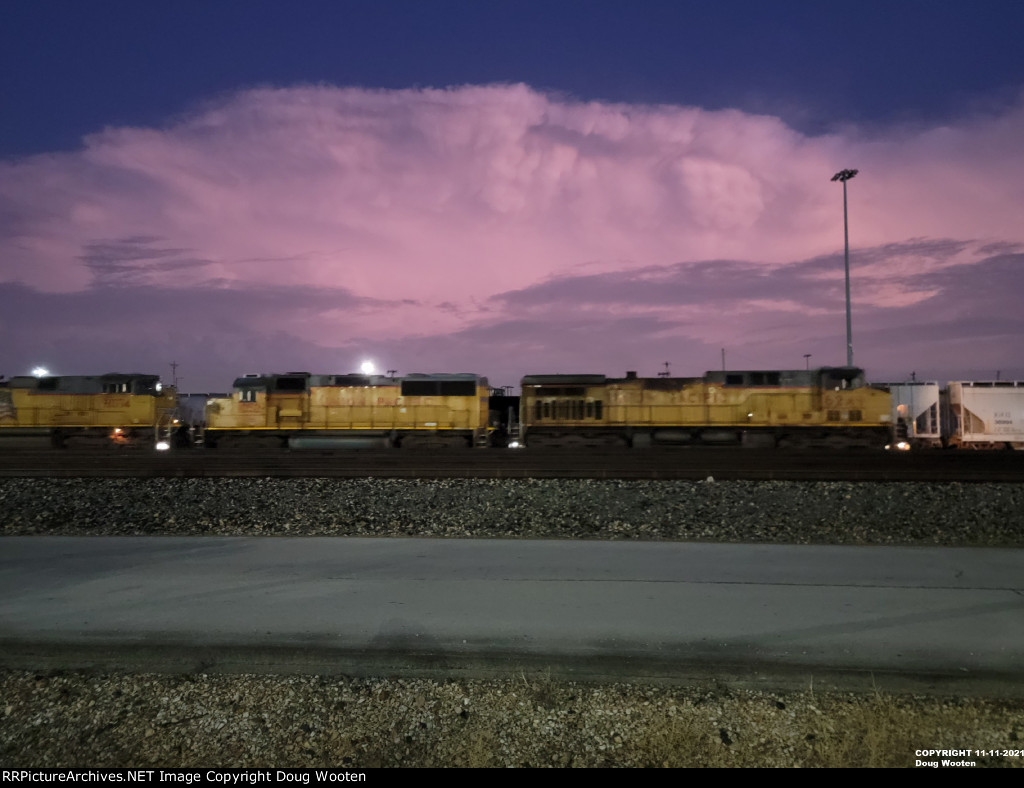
2,84,1023,387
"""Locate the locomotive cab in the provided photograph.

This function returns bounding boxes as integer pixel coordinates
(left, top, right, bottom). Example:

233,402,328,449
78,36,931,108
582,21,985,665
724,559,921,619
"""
819,367,867,391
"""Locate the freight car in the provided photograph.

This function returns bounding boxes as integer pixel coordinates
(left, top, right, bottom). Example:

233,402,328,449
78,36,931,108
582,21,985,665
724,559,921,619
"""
946,381,1024,449
0,373,179,448
875,381,943,448
519,366,893,449
875,379,1024,450
203,371,491,448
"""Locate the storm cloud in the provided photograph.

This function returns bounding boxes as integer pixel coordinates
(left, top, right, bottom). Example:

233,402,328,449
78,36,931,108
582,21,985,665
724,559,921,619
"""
2,84,1022,389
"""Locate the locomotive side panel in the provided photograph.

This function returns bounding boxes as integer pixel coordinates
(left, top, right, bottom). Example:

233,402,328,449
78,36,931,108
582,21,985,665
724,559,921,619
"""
310,377,400,430
605,377,706,426
520,375,618,447
396,375,490,447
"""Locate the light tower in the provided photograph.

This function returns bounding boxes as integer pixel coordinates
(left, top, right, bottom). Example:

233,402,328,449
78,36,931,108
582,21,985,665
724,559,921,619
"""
831,168,858,367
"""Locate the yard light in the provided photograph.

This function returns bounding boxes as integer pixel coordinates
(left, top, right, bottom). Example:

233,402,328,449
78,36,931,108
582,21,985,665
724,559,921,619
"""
831,168,858,367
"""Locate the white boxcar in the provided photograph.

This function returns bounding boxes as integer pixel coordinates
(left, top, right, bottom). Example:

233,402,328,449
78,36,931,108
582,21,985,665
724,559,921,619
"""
945,381,1024,449
877,382,942,447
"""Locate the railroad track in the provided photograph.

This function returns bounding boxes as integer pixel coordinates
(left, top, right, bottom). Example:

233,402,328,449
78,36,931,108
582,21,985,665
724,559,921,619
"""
2,448,1024,481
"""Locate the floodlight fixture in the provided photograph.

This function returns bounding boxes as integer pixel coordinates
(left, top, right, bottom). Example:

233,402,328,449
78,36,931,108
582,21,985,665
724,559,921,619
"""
831,168,859,183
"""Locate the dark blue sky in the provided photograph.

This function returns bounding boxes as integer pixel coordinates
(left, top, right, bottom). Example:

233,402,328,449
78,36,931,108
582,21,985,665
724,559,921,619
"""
3,0,1022,155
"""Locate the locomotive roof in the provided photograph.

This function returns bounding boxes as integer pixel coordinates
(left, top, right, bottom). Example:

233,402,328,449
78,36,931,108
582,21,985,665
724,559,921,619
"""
232,372,486,389
521,374,607,386
4,373,161,394
703,366,864,376
704,367,868,388
704,369,814,386
233,373,398,389
606,376,704,387
523,367,870,388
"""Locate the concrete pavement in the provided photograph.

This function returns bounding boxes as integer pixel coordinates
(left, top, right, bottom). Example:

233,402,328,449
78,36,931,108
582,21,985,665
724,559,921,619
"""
1,537,1022,695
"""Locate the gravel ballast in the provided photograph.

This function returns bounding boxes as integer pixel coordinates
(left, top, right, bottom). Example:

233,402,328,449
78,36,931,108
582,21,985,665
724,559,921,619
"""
2,477,1023,544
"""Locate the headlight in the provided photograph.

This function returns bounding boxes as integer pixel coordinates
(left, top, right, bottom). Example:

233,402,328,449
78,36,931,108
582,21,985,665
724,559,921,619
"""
155,441,171,451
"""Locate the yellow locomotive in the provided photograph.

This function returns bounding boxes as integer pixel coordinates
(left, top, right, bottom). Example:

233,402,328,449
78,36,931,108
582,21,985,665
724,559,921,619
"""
0,373,178,448
520,366,893,448
204,371,491,448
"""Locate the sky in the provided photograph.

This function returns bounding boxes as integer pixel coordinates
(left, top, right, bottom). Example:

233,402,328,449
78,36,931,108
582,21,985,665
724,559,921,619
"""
2,1,1023,392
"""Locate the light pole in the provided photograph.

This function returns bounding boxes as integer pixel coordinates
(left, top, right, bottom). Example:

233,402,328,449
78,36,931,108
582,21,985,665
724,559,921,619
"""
804,353,811,370
831,168,858,368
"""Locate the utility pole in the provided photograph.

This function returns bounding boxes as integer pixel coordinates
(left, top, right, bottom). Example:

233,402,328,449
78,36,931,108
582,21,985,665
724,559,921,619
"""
831,169,858,367
170,361,179,389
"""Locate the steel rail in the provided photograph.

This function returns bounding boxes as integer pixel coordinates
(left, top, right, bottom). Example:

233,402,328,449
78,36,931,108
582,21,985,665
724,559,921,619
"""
2,448,1024,482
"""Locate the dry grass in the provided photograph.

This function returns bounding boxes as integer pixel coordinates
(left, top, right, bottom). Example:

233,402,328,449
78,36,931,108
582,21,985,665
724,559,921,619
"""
622,690,1022,768
2,671,1022,768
